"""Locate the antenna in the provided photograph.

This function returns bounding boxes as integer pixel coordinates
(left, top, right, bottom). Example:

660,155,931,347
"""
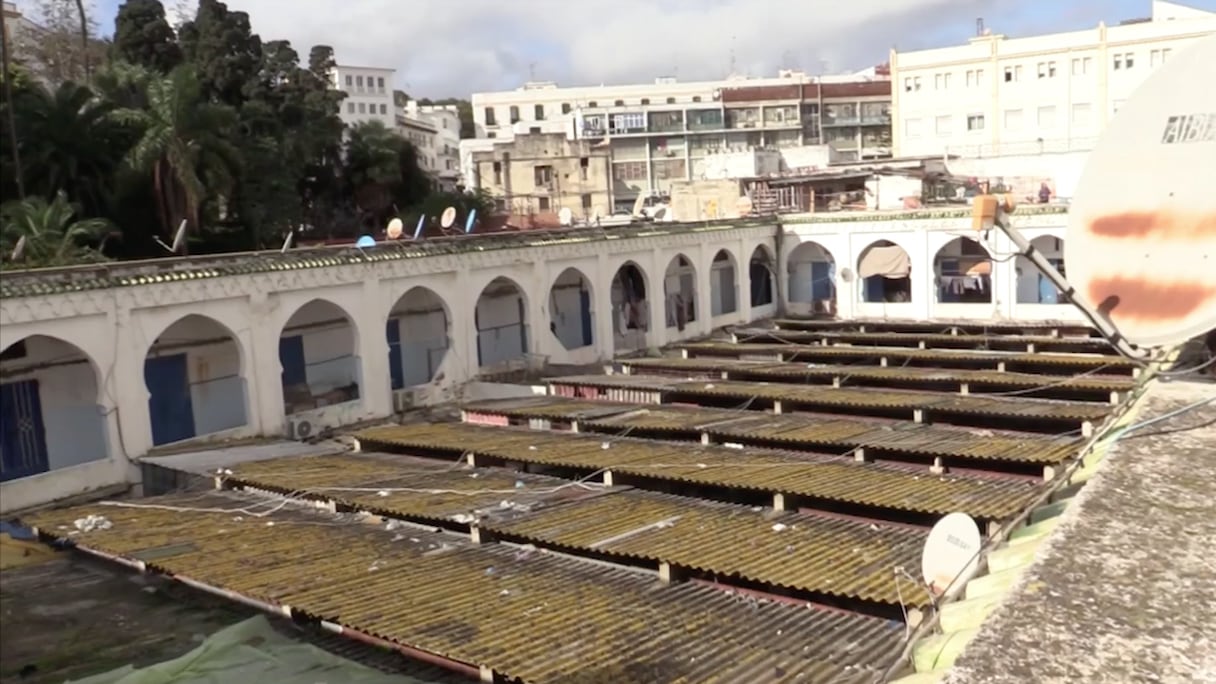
921,512,982,598
970,33,1216,354
10,235,26,262
465,209,477,234
440,206,457,229
279,231,293,254
414,215,426,240
386,217,404,239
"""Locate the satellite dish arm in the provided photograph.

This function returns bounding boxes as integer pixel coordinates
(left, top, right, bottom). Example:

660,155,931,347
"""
973,197,1147,360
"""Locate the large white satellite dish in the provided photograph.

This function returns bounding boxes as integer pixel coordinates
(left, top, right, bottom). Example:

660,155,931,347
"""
921,512,982,598
558,207,573,226
440,206,457,229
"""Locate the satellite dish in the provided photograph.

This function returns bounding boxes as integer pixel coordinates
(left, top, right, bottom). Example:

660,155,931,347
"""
279,231,293,254
839,267,855,283
170,219,187,253
921,512,982,598
440,206,457,229
465,209,477,234
414,215,426,240
10,235,26,261
355,235,376,248
558,207,573,226
1065,34,1216,348
386,217,404,239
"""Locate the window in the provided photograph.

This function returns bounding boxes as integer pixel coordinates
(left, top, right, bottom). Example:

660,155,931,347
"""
346,102,354,113
485,107,497,125
692,96,702,102
356,75,364,89
935,73,952,89
345,75,353,86
581,194,592,210
610,112,645,132
1113,52,1135,70
579,156,589,180
614,99,624,106
1071,102,1092,126
641,98,650,105
904,118,923,138
538,197,550,211
965,69,982,87
561,102,571,114
1150,48,1173,66
666,97,676,104
492,161,502,185
529,126,542,134
967,114,985,131
1003,65,1022,82
1071,57,1092,76
509,105,520,123
903,76,922,92
377,76,385,91
379,103,386,114
534,104,545,120
1037,105,1056,128
534,165,553,186
1004,108,1023,129
357,102,366,113
612,161,647,181
1037,61,1056,79
935,114,952,136
588,100,598,107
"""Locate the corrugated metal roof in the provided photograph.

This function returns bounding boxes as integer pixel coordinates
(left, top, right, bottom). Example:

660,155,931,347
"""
547,375,1114,425
224,452,931,608
464,396,1085,465
770,318,1095,336
734,328,1116,355
675,341,1139,374
26,492,905,684
616,357,1135,396
355,423,1042,521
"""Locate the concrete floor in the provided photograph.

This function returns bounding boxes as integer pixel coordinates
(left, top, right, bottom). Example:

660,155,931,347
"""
946,379,1216,684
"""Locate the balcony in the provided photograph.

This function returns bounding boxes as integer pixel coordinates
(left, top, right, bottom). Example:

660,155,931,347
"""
687,111,725,132
648,113,685,133
861,114,892,126
821,116,861,127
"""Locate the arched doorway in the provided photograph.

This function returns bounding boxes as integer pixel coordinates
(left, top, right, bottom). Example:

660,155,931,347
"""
787,241,837,313
549,268,594,351
476,277,529,368
934,237,993,303
858,240,912,303
664,254,697,332
386,287,450,390
611,261,649,352
1017,236,1067,304
1,336,107,481
279,299,362,417
710,249,738,317
749,245,776,308
144,314,248,446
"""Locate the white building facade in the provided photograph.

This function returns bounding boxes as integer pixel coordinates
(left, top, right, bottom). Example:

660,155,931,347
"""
891,0,1216,159
405,101,462,191
330,64,397,129
0,207,1084,514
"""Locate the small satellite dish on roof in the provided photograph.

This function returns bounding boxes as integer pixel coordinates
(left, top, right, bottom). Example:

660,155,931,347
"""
414,215,426,240
1063,33,1216,348
355,235,376,248
386,217,404,239
921,512,982,598
154,219,188,255
465,209,477,234
279,231,293,254
558,207,573,226
440,206,457,229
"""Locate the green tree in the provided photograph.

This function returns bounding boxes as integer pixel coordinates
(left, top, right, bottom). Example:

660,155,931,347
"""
177,0,262,109
111,64,240,246
1,192,113,267
113,0,182,73
343,120,431,229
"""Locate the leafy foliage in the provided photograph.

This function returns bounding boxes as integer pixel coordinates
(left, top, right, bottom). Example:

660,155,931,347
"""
0,192,114,267
113,0,182,73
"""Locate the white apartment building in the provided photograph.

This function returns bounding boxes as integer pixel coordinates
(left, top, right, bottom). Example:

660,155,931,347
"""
330,64,397,129
891,0,1216,159
398,113,440,178
405,101,462,191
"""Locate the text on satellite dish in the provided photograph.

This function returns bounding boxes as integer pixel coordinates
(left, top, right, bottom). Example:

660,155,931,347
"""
1160,113,1215,144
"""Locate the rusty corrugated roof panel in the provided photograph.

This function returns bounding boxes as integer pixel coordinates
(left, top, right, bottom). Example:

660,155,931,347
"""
223,452,930,608
463,397,1085,465
355,423,1042,521
675,341,1139,373
617,357,1136,395
771,318,1097,336
25,492,904,683
547,374,1114,424
735,328,1118,355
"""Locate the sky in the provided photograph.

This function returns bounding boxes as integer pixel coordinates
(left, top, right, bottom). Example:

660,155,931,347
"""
23,0,1216,97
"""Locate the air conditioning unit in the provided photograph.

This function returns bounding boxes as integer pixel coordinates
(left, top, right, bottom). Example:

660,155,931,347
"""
286,419,315,441
392,388,425,413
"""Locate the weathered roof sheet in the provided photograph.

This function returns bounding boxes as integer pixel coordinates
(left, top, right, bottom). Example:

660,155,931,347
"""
464,396,1086,465
26,491,906,684
226,451,931,608
355,423,1043,521
735,328,1116,354
770,316,1092,336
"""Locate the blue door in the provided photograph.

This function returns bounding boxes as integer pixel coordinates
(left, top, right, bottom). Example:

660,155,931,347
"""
144,354,195,446
579,289,593,347
1,380,50,482
386,319,404,390
279,335,307,387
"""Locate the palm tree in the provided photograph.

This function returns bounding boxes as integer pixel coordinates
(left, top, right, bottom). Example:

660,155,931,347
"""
110,64,240,247
74,0,92,83
0,6,24,199
1,192,113,266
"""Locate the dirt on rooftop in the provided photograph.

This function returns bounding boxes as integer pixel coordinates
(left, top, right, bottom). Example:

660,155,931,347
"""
945,378,1216,684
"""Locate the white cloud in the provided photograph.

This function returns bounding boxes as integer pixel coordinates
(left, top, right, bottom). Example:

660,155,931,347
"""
218,0,994,96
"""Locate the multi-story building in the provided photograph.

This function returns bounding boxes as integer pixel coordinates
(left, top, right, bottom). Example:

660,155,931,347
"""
469,70,892,212
469,133,613,222
397,113,441,185
405,101,462,191
329,64,396,129
890,0,1216,158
